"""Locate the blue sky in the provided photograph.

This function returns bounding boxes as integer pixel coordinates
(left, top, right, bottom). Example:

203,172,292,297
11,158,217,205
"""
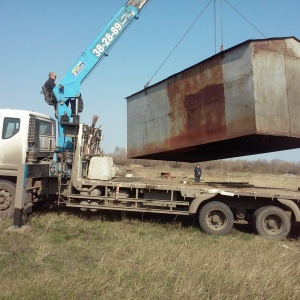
1,0,300,162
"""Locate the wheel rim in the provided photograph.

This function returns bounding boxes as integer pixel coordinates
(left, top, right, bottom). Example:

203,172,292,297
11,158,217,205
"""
262,214,284,235
206,209,227,230
0,190,13,212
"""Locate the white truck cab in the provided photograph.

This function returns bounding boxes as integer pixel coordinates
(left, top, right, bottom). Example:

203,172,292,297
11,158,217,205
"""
0,109,56,219
0,109,56,176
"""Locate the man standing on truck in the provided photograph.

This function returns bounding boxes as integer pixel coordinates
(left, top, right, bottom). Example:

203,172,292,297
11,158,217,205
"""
43,72,57,116
44,72,56,93
194,164,202,183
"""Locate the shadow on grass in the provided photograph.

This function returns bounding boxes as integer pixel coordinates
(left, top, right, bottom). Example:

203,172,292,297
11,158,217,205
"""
31,204,300,240
32,204,256,236
33,203,197,228
75,208,197,229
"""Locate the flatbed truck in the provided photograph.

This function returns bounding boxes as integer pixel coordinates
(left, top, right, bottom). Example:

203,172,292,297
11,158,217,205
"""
1,109,300,239
1,1,300,240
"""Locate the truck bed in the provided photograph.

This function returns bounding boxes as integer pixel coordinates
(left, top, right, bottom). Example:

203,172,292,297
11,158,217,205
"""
92,175,300,201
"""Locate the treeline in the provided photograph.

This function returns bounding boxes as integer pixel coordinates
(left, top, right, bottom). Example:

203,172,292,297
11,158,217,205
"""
107,147,300,175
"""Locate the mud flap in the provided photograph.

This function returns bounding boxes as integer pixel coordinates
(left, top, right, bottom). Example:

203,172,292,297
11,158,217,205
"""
13,164,28,227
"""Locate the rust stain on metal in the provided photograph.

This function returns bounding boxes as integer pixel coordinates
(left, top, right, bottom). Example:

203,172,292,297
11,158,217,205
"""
252,39,287,55
127,37,300,162
165,56,226,150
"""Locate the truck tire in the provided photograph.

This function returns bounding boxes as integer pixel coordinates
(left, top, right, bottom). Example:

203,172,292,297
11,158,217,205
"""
252,206,267,231
254,206,291,239
0,180,16,219
199,201,234,235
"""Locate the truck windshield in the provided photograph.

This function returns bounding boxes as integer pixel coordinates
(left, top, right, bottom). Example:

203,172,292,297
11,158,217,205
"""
2,117,20,139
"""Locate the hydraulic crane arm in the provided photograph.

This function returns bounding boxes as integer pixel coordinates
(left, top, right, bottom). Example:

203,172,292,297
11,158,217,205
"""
54,0,148,102
46,0,148,150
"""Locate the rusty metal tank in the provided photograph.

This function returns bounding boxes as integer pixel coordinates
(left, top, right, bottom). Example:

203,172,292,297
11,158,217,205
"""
126,37,300,162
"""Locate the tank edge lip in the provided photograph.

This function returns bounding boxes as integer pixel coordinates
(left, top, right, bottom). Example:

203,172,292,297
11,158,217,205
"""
125,36,298,100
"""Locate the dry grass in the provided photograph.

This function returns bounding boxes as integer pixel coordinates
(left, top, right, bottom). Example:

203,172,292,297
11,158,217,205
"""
1,170,300,299
123,165,300,189
1,212,300,300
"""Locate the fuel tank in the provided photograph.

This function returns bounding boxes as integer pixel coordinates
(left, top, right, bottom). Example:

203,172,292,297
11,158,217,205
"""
126,37,300,162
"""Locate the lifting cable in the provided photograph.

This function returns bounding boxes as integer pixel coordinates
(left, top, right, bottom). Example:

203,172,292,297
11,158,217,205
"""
144,0,213,88
214,0,217,54
220,0,224,51
214,0,223,52
145,0,267,88
224,0,267,38
214,0,224,52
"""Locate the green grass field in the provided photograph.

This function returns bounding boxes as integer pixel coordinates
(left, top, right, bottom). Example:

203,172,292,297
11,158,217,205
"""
1,211,299,300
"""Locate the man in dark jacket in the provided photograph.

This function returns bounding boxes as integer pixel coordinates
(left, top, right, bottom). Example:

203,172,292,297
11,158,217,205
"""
43,72,57,116
194,164,202,182
44,72,56,93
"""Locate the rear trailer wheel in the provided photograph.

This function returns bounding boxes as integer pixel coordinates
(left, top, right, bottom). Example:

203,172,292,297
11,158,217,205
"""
254,206,291,240
0,180,16,219
199,201,234,235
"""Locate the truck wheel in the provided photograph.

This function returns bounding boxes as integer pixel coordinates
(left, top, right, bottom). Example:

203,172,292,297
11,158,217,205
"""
0,180,16,219
254,206,291,239
252,206,267,232
199,201,234,235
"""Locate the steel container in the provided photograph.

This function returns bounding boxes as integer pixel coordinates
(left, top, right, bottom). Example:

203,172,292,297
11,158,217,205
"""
126,37,300,162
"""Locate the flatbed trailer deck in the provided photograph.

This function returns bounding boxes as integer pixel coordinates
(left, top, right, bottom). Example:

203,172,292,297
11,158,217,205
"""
55,174,300,239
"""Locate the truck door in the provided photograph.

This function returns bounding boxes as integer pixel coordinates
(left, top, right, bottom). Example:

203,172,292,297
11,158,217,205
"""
0,117,25,167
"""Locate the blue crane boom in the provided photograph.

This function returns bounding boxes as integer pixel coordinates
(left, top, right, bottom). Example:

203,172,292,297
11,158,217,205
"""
43,0,148,151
